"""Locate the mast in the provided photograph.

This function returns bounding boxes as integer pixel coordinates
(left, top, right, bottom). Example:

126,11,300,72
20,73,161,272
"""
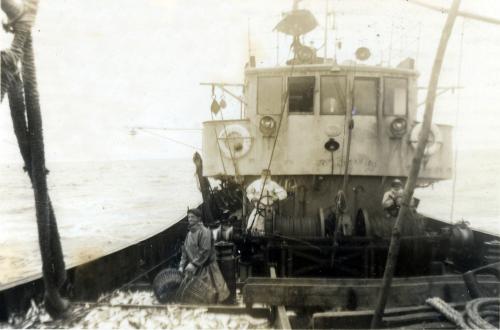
370,0,462,328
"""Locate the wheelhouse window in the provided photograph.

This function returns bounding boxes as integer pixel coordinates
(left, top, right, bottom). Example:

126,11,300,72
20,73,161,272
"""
288,76,315,113
353,78,378,116
258,76,282,115
384,78,407,116
320,76,346,115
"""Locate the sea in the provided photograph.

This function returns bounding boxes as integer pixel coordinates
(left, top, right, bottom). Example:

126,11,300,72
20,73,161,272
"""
415,148,500,236
1,150,498,236
0,159,201,287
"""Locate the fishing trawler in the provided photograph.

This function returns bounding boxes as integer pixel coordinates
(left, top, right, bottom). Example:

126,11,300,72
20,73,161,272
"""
1,0,499,329
190,1,500,328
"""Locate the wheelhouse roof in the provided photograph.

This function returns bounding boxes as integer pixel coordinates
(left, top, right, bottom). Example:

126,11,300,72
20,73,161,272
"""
245,62,419,77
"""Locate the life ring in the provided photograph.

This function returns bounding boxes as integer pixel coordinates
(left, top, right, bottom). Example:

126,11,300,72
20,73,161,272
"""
218,124,252,159
409,123,443,157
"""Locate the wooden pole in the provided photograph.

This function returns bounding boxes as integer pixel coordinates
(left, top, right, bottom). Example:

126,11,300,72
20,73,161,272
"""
408,0,500,26
370,0,461,328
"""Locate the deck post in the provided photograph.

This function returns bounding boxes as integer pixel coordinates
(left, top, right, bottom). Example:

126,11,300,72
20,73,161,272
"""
193,152,215,223
370,0,462,328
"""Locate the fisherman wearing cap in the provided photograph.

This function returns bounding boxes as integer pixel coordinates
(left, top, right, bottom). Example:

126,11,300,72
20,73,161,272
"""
246,169,287,235
178,208,229,303
382,179,404,217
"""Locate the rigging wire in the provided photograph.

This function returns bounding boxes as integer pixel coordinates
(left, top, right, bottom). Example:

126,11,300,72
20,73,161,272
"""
138,129,201,151
217,103,240,178
210,111,228,175
247,46,295,231
132,126,202,131
449,17,466,223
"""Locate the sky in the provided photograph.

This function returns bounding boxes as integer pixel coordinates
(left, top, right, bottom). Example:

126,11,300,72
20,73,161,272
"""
1,0,500,162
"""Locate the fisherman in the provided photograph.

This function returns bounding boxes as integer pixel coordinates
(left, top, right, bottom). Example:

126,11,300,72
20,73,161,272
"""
178,208,229,303
246,169,287,235
382,179,404,217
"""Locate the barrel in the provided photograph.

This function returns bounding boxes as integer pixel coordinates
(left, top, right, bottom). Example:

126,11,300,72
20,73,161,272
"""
215,241,236,303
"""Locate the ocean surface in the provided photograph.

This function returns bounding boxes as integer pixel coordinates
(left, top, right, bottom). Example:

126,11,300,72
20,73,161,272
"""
415,148,500,235
0,151,499,287
0,159,201,288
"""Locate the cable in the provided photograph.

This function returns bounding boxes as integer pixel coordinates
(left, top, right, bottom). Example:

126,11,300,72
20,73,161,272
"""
449,17,466,223
427,297,500,329
98,252,180,303
247,46,295,232
138,129,201,151
131,126,201,131
209,111,228,175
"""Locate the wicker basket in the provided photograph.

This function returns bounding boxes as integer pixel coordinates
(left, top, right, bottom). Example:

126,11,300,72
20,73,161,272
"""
152,268,183,303
177,271,217,304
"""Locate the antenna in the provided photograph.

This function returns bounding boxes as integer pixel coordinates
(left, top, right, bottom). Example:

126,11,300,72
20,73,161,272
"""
323,0,329,61
332,10,337,62
276,30,280,66
247,18,251,60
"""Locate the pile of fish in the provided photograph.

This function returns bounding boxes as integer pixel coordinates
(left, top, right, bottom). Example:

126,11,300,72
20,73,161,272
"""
107,290,157,306
3,299,52,329
1,290,270,329
74,304,269,329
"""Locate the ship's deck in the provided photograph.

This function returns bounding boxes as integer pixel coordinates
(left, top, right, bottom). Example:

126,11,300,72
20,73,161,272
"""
0,160,201,291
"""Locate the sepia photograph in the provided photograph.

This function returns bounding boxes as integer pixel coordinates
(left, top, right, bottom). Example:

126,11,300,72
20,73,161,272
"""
1,0,499,328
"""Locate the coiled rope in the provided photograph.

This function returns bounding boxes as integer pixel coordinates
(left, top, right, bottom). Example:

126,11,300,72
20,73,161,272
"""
1,0,68,318
427,297,500,329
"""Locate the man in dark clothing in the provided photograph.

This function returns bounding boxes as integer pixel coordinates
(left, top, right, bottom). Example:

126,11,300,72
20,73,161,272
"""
178,209,229,303
382,179,404,218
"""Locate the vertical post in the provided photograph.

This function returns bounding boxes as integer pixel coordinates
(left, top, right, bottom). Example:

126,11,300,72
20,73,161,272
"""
323,0,329,61
247,18,251,60
276,30,280,66
388,21,394,66
193,152,215,223
370,0,461,328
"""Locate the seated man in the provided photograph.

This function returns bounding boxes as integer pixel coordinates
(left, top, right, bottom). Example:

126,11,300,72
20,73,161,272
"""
246,169,287,235
382,179,404,218
178,209,229,303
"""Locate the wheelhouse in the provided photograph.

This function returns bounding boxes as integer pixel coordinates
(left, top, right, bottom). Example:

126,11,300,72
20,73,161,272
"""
202,62,452,182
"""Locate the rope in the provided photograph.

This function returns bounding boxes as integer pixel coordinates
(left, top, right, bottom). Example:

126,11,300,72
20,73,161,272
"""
247,46,295,232
138,128,201,151
2,1,68,317
98,252,180,303
330,151,335,176
426,297,500,329
330,60,358,267
426,297,468,329
23,32,68,316
210,111,227,175
63,252,180,325
1,0,68,318
217,108,240,178
449,17,466,223
465,298,500,329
